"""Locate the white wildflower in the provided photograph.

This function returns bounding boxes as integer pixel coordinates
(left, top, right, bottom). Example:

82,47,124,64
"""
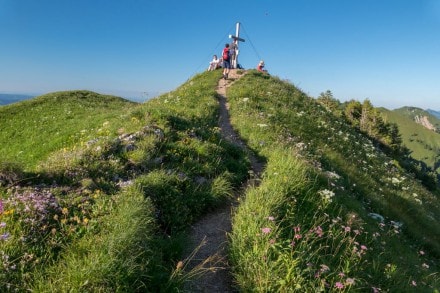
318,189,335,202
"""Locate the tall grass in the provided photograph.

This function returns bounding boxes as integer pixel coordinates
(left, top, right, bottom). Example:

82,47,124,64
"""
228,71,440,291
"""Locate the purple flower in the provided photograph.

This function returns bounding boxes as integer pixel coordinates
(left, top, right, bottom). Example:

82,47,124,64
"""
1,233,10,240
0,222,6,228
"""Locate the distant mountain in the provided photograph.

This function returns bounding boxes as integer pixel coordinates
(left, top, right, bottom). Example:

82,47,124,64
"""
427,109,440,119
380,107,440,171
393,106,440,132
0,94,34,105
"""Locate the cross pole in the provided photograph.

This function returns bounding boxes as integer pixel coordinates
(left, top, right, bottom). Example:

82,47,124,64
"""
229,22,245,69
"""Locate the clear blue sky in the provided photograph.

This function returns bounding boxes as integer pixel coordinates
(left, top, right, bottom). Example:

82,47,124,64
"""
1,0,440,110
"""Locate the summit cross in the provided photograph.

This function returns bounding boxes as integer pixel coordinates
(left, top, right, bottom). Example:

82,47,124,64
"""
229,22,245,69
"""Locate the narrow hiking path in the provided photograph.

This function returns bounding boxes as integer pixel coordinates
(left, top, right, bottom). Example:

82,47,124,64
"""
183,70,265,292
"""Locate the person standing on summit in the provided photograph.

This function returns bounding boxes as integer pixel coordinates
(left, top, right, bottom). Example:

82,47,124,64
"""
222,43,230,80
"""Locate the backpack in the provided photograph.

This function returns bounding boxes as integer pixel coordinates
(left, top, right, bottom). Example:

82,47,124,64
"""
222,48,229,60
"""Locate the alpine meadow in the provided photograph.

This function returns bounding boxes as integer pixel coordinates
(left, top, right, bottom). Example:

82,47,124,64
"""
0,70,439,292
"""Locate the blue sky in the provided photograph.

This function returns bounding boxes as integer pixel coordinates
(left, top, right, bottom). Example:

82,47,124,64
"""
1,0,440,110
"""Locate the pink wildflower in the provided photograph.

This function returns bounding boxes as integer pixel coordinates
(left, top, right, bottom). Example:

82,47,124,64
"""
314,226,324,237
334,282,344,289
344,226,351,233
411,280,417,287
261,227,271,234
360,245,367,251
345,278,355,285
267,216,275,221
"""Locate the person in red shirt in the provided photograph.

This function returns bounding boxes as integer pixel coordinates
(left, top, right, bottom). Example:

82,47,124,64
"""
222,44,231,79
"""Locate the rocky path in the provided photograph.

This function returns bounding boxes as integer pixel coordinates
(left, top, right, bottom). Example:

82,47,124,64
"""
183,70,264,292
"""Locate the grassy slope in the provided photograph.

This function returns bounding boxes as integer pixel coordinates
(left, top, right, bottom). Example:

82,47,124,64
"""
227,71,440,291
380,107,440,169
0,90,138,170
1,71,440,291
0,73,249,292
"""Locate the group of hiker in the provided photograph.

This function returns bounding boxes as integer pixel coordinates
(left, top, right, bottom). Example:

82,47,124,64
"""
208,43,267,79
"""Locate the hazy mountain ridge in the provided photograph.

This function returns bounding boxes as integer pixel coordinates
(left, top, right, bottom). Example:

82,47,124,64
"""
0,93,34,105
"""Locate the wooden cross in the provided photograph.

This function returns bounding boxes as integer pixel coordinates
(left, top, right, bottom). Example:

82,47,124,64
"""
229,22,245,69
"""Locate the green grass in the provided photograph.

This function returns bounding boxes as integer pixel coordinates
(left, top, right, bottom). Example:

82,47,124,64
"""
0,71,249,291
1,70,439,292
0,90,138,171
227,71,440,291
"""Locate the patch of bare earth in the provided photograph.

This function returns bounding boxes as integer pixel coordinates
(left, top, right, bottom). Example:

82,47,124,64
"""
183,70,264,292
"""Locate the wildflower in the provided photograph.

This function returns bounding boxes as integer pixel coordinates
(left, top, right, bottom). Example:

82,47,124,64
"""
267,216,275,221
318,189,335,202
334,282,344,289
0,222,6,228
261,227,271,234
269,239,276,245
0,200,3,213
360,245,367,251
372,287,382,292
419,250,425,255
345,278,355,285
344,226,351,233
411,280,417,287
422,263,429,269
314,226,324,237
1,233,10,240
294,233,302,240
320,264,330,272
62,207,68,215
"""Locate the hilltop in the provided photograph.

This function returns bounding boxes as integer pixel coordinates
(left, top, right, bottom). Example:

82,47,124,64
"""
0,71,439,291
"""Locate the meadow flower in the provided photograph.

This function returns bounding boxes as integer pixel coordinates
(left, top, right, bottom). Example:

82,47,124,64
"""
0,222,6,228
419,250,425,255
345,278,355,285
1,233,10,240
267,216,275,221
411,280,417,286
422,263,429,269
334,282,344,289
314,226,323,237
261,227,271,234
318,189,335,202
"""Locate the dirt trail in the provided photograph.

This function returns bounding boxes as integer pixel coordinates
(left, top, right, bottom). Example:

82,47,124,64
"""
183,70,264,292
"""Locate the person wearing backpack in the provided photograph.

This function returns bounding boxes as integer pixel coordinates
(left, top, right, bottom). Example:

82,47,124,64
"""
222,43,230,80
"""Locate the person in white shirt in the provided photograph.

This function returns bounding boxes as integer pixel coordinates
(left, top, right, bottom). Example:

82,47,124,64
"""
208,55,220,71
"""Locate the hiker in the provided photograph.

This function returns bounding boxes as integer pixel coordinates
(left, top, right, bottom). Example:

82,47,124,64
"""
222,43,231,79
208,55,220,71
229,39,238,68
257,60,267,73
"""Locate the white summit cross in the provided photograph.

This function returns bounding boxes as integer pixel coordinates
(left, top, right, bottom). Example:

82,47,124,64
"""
229,22,245,69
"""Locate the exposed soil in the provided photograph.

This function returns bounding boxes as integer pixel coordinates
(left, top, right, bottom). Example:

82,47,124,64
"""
183,70,265,292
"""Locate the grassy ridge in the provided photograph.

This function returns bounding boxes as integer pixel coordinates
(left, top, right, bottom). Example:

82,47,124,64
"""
0,72,249,291
227,71,440,291
0,90,138,170
1,70,439,291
